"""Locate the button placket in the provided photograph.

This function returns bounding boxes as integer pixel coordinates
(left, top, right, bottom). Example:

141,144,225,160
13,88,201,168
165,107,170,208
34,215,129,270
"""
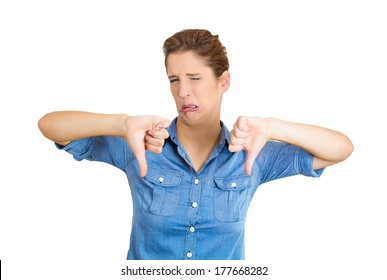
184,175,201,260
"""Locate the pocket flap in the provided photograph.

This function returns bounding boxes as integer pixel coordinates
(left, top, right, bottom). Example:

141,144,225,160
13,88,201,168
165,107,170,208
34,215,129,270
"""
214,175,251,191
144,168,182,187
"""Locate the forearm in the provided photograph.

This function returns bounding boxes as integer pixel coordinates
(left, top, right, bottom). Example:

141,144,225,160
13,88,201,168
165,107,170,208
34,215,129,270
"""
268,117,354,164
38,111,128,145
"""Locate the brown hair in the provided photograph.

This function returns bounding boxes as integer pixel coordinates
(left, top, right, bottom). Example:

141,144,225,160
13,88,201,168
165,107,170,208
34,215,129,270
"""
163,29,229,78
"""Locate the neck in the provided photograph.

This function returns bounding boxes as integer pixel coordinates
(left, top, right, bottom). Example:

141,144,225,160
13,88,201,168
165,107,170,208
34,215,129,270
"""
176,118,222,172
176,118,221,147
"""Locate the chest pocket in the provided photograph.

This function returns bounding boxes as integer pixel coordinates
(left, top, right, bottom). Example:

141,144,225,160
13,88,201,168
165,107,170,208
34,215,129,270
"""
213,175,252,222
142,168,182,216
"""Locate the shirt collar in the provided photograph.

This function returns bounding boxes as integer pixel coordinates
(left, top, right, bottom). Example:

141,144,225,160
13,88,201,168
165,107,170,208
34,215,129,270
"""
168,117,230,149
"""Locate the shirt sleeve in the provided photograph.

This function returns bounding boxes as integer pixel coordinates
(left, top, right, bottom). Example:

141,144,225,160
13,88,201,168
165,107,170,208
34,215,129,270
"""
55,136,133,171
256,140,324,184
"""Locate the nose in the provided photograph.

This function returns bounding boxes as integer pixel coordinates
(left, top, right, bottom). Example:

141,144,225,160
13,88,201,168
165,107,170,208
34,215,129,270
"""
178,80,191,98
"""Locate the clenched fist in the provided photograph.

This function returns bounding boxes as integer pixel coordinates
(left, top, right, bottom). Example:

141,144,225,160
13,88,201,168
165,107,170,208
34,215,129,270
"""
124,116,171,177
228,116,270,176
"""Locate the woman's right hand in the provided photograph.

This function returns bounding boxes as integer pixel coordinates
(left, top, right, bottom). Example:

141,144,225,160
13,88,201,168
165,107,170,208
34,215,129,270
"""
124,116,171,177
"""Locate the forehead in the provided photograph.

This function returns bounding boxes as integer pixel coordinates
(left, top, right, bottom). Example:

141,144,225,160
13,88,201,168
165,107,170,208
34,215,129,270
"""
166,51,210,75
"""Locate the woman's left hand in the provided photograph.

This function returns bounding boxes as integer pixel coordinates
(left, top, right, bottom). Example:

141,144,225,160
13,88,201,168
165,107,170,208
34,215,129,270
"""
228,116,270,176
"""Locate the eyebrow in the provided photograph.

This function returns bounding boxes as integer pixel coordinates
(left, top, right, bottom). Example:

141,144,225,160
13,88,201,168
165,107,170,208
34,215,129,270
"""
168,73,202,79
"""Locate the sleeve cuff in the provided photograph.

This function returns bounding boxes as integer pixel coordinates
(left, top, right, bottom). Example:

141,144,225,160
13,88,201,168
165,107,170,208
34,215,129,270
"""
295,148,325,178
55,138,92,161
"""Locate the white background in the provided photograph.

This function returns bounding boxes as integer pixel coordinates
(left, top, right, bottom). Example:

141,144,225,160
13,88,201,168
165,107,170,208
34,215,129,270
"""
1,0,386,279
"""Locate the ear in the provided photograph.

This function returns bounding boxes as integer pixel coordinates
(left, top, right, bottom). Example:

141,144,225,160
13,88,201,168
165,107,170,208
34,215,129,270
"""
218,71,230,93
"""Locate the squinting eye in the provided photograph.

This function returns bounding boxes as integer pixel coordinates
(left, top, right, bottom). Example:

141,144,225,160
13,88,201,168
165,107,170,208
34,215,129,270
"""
169,79,178,84
190,77,201,81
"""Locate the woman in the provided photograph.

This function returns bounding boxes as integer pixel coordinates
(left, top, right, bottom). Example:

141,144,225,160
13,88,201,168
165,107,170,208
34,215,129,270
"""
38,29,353,260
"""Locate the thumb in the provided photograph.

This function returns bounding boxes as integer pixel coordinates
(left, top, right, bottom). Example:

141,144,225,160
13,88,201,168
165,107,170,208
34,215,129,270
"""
244,139,266,176
133,148,148,177
244,149,259,176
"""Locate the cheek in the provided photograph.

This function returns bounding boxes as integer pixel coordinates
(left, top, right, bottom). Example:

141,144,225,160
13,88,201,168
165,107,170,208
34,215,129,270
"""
202,83,220,97
195,83,213,95
170,85,178,96
170,88,180,104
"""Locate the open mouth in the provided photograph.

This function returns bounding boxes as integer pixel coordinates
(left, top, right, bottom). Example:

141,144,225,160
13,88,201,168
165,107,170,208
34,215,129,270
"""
182,104,199,113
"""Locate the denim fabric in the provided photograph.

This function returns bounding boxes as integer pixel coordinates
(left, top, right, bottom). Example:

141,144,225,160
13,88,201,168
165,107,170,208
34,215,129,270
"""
57,118,323,260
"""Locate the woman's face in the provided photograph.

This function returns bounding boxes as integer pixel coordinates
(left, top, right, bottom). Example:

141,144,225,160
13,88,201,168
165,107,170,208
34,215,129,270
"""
166,50,229,127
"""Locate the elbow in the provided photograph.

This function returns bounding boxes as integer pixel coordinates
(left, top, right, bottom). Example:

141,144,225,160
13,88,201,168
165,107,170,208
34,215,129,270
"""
338,135,354,162
38,113,49,136
38,112,55,139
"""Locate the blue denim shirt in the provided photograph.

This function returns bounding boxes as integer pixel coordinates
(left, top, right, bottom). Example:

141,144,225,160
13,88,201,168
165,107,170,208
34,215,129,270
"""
57,118,323,260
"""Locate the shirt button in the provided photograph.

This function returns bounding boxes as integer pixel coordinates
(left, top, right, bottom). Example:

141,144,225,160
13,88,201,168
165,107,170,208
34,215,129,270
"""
186,252,193,258
189,226,195,232
159,177,164,183
191,202,198,208
194,178,199,185
231,182,237,188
